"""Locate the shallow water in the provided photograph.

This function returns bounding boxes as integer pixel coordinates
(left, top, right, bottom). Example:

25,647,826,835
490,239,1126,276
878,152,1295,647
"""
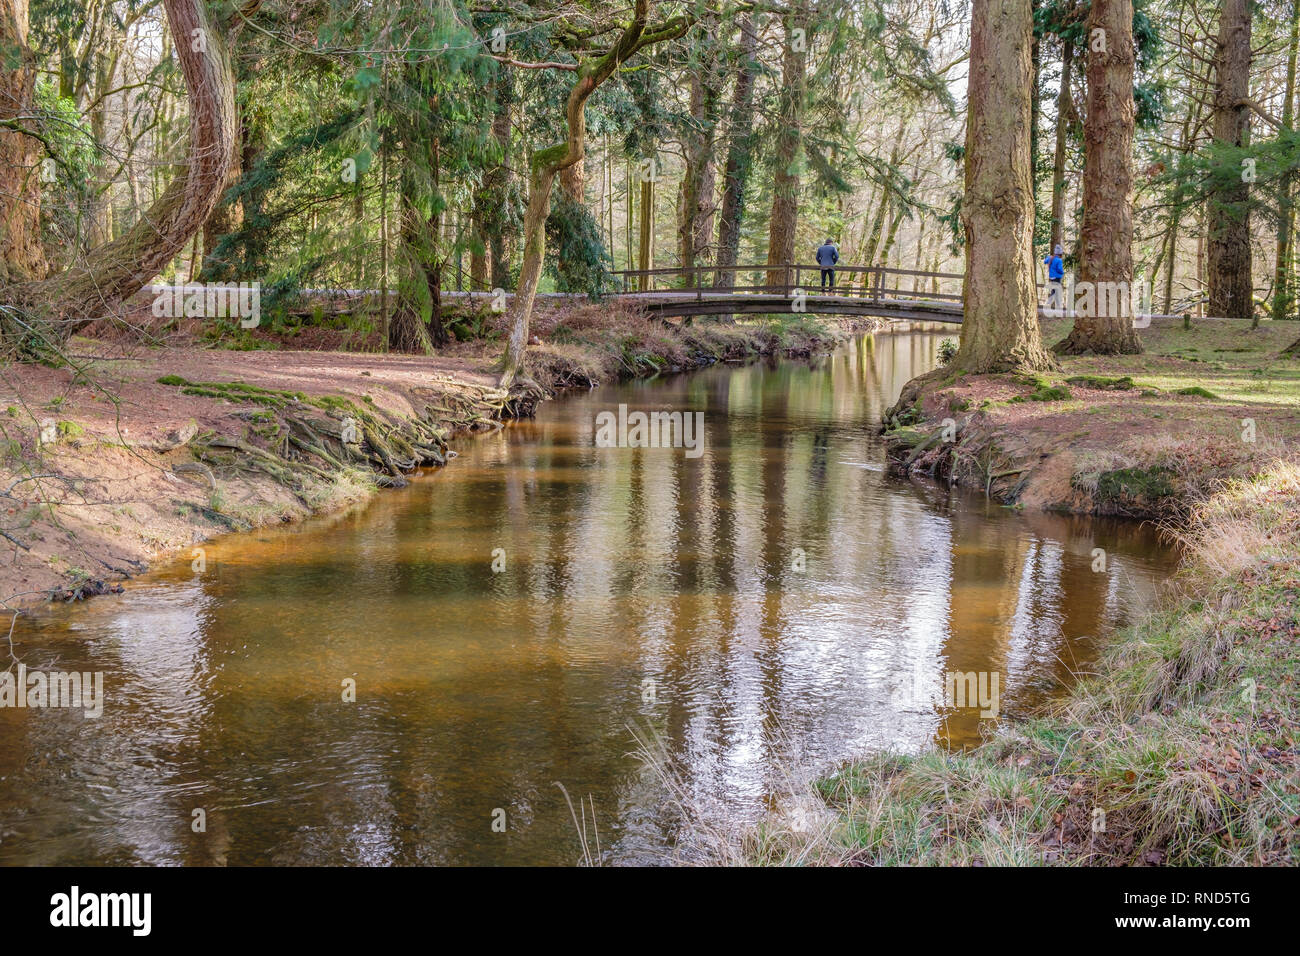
0,333,1176,865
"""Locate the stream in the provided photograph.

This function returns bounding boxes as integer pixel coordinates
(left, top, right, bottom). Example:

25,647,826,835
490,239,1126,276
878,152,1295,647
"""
0,332,1177,865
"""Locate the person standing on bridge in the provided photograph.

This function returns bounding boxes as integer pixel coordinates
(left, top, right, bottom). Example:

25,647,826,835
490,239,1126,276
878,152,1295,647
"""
1044,244,1065,312
816,239,840,291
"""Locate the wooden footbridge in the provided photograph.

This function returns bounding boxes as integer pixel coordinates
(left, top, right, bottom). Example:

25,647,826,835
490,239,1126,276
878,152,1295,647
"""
441,262,1196,324
309,262,1207,324
607,263,968,322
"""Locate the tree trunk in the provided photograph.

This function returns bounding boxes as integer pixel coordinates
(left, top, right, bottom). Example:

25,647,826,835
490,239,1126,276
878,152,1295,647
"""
392,69,448,353
952,0,1052,374
1030,28,1041,232
559,157,584,203
637,173,653,290
201,157,243,281
677,29,721,281
1049,40,1074,250
8,0,237,346
765,6,808,288
0,0,45,283
469,212,488,289
499,0,685,387
913,218,925,291
880,205,906,267
714,13,757,292
862,140,903,274
862,193,890,270
391,163,435,353
1207,0,1253,321
1162,86,1206,313
485,77,513,290
1273,1,1299,322
1160,204,1181,315
1055,0,1142,354
201,57,265,283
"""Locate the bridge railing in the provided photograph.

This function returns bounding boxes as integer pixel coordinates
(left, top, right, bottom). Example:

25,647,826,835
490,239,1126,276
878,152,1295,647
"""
608,263,967,303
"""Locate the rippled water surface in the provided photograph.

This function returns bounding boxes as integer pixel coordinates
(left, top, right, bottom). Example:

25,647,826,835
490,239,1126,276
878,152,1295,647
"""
0,333,1176,865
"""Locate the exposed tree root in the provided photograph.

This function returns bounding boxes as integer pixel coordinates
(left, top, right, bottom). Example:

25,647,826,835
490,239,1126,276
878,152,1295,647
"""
155,374,508,493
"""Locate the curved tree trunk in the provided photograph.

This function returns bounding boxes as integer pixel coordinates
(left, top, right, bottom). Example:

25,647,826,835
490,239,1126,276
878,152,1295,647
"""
559,158,584,203
0,0,45,284
8,0,237,345
1055,0,1142,355
952,0,1052,374
499,0,688,387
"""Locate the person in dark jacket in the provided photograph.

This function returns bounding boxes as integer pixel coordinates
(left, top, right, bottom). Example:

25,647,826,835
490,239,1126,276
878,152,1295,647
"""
816,239,840,291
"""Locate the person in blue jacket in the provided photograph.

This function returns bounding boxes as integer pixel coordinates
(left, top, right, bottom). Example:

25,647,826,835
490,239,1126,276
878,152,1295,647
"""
1044,244,1065,311
816,239,840,291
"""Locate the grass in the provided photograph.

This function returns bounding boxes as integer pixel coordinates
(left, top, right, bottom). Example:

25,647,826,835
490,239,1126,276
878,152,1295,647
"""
1041,315,1300,411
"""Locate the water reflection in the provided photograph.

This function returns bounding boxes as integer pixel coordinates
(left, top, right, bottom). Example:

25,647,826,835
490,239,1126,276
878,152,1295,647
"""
0,332,1177,865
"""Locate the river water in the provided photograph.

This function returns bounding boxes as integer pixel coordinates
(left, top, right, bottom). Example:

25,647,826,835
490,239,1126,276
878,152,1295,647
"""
0,332,1176,865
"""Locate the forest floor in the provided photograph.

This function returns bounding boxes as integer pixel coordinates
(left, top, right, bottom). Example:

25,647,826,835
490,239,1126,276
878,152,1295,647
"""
695,317,1300,867
0,301,842,609
885,316,1300,518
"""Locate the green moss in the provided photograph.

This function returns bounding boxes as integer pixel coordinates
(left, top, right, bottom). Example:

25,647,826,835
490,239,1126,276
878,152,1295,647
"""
55,420,84,439
1009,383,1073,403
884,427,928,449
531,142,569,173
1175,385,1220,399
1065,374,1135,391
1008,372,1072,403
1096,465,1176,501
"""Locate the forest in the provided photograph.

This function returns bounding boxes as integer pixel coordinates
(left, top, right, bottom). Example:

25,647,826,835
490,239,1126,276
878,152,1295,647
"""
1,0,1298,367
0,0,1299,877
